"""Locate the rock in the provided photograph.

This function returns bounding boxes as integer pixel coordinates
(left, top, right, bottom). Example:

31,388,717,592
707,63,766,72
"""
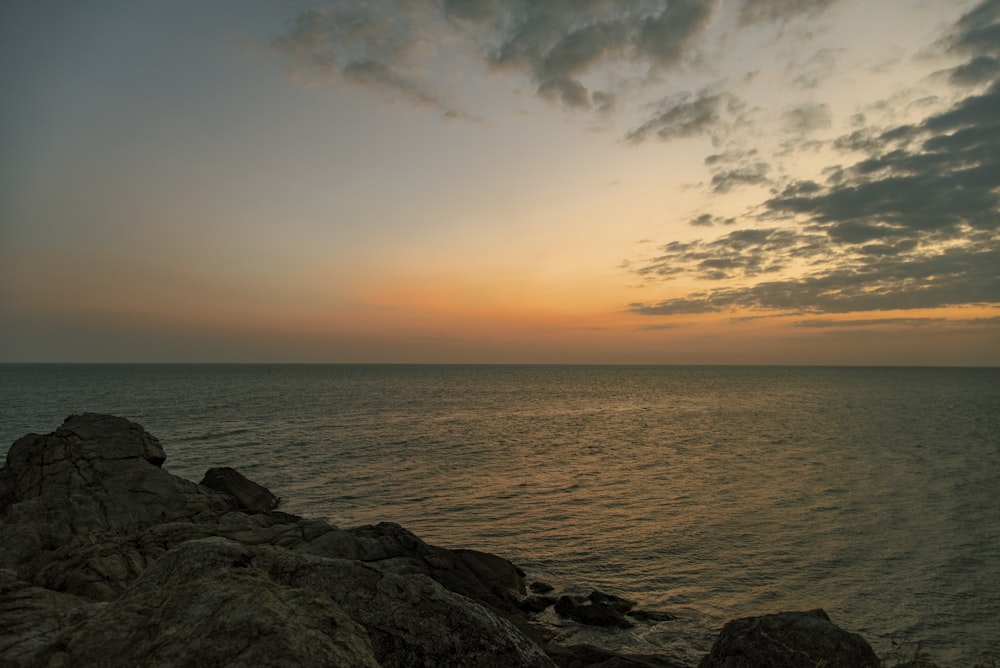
256,543,554,667
0,570,96,666
0,413,235,576
698,608,881,668
297,520,528,620
545,643,688,667
589,589,637,613
32,531,163,601
554,594,634,629
200,466,280,512
521,594,559,613
42,538,379,668
531,580,556,594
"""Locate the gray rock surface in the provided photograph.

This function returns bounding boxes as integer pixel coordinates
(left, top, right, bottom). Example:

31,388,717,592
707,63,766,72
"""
698,608,881,668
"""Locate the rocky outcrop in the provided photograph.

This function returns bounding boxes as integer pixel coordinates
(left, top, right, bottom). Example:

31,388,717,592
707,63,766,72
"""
0,413,236,573
0,414,552,667
0,414,899,667
698,609,881,668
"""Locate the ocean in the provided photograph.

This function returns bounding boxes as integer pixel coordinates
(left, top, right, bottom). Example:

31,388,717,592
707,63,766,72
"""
2,364,998,666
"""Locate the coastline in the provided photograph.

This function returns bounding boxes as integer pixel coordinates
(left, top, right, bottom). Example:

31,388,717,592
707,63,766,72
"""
0,414,953,667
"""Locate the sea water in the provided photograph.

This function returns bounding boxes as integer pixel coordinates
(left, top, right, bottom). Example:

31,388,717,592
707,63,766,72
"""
2,364,998,666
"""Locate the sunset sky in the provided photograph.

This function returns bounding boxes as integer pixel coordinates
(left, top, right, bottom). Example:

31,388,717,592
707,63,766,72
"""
2,0,998,364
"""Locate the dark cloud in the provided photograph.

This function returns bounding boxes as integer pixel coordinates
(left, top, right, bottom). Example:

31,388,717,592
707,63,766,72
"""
947,0,1000,56
343,60,478,122
737,0,840,25
633,0,719,68
942,0,1000,85
464,1,721,110
631,1,1000,318
630,297,723,315
703,148,773,191
269,0,860,137
794,317,947,328
441,0,496,23
690,213,736,227
633,244,1000,315
949,55,1000,86
710,161,770,193
705,148,758,166
270,3,476,120
635,227,826,282
782,102,832,134
625,89,732,143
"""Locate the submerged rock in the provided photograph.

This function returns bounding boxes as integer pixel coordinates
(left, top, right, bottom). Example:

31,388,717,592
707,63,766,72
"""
554,594,635,628
530,580,556,594
698,608,880,668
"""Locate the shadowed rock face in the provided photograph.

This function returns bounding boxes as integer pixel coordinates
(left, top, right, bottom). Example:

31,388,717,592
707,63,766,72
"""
698,609,881,668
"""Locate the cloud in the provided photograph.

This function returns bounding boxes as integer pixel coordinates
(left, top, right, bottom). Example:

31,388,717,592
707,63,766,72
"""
737,0,840,25
453,0,722,110
635,227,827,282
625,88,734,143
710,161,771,193
272,1,738,121
788,48,842,89
793,317,947,328
782,102,832,134
271,3,476,120
268,0,861,138
689,213,736,227
946,0,1000,57
630,2,1000,318
632,243,1000,314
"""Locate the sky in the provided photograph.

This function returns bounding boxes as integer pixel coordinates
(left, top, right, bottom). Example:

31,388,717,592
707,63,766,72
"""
1,0,998,365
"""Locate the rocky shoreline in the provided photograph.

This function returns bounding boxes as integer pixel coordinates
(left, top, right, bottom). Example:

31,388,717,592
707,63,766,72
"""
1,413,904,667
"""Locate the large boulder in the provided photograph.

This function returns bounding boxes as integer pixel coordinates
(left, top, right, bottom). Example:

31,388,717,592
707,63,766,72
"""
0,413,236,575
699,609,881,668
